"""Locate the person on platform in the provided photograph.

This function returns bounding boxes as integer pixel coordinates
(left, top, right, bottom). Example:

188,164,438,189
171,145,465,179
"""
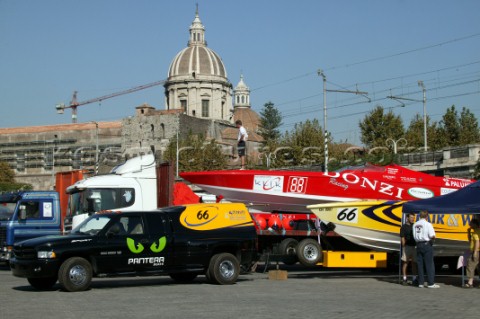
235,120,248,170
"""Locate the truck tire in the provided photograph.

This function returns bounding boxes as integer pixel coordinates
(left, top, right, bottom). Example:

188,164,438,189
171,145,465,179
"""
207,253,240,285
279,238,298,265
297,238,322,267
169,272,198,283
58,257,93,292
27,277,57,290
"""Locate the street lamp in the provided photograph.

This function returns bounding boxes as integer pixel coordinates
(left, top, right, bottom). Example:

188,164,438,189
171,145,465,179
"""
418,81,427,152
317,70,328,173
90,121,99,175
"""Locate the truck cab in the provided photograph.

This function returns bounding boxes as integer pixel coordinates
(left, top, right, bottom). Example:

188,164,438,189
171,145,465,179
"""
66,155,158,230
0,191,62,262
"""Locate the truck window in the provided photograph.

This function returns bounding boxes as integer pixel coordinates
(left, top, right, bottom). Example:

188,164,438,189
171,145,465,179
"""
145,214,167,235
0,203,16,221
69,188,136,216
105,216,144,236
19,201,55,220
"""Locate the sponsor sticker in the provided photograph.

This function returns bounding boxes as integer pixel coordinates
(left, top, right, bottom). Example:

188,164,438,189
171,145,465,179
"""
408,187,434,199
253,175,284,192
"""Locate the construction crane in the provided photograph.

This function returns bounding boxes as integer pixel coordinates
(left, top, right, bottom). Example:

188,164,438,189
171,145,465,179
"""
55,79,166,123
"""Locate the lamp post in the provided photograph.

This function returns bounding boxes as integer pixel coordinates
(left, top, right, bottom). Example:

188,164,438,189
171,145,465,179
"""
418,81,427,152
90,121,99,175
317,69,369,173
318,70,328,173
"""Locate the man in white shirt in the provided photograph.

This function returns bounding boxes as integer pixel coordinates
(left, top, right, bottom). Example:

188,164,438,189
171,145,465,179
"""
235,120,248,170
413,210,439,288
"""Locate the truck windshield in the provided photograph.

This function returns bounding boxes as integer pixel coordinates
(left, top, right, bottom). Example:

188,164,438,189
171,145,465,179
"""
71,215,112,235
69,188,135,216
0,202,16,221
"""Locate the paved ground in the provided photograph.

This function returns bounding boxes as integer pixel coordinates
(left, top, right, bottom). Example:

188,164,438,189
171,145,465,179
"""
1,263,478,319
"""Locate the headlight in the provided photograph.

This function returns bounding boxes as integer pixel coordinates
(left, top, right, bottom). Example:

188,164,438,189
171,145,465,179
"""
37,251,56,259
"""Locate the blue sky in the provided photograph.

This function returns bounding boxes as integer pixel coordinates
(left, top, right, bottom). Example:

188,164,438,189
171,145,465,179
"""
1,0,479,146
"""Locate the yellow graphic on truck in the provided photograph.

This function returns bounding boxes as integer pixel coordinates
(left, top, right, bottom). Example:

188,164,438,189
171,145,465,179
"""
180,203,254,231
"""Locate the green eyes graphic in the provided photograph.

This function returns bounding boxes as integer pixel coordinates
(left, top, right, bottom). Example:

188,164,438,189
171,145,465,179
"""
127,237,166,254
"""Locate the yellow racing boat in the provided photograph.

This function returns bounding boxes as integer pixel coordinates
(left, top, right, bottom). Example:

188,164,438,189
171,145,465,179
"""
307,200,471,257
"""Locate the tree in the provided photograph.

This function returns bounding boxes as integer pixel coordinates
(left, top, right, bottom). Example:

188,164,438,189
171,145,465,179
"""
278,119,324,167
459,107,480,145
164,133,227,172
259,101,283,143
0,161,15,182
405,113,442,151
437,105,461,146
0,161,32,191
359,106,404,149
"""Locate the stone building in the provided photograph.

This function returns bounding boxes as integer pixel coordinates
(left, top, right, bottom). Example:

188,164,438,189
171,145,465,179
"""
0,8,264,190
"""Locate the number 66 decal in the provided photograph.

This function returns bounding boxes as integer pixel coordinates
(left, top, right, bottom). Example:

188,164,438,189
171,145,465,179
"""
336,208,358,223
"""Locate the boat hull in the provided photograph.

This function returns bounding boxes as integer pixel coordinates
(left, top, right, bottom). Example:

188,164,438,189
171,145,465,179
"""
307,200,471,257
180,165,473,213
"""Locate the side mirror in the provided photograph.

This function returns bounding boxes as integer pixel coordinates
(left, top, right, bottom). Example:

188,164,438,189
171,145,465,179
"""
18,205,27,221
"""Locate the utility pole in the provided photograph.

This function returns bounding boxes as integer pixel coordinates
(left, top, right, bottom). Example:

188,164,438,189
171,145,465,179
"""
387,80,427,151
90,121,99,175
418,81,427,152
318,69,369,173
317,70,328,173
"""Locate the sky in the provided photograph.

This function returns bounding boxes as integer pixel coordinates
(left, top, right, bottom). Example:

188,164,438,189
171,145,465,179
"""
1,0,479,146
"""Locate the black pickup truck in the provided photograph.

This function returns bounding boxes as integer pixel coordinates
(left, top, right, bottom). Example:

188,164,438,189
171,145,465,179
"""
10,203,258,292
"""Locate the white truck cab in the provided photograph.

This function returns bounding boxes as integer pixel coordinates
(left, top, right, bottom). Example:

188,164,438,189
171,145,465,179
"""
66,154,158,230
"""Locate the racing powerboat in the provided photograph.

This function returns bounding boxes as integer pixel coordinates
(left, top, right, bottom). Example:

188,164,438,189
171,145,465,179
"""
180,164,473,213
307,200,471,256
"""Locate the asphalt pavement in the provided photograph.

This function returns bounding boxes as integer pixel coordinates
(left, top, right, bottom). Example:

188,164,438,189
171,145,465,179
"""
1,263,478,319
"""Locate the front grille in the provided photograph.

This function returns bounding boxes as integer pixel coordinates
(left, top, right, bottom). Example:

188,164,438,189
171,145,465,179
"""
0,227,6,245
12,247,36,259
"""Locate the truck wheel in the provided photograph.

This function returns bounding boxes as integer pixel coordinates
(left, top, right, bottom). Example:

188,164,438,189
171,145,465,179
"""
58,257,92,292
207,253,240,285
279,238,298,265
27,277,57,290
169,272,198,283
297,238,322,267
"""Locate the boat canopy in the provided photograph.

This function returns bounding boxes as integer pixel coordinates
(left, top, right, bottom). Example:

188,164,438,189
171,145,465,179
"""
403,180,480,214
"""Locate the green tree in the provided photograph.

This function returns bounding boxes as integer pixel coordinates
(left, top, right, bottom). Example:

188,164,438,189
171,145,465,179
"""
359,106,405,149
259,101,283,143
459,107,480,145
0,161,15,182
405,113,442,151
437,105,461,146
164,134,227,172
0,161,32,191
278,119,324,167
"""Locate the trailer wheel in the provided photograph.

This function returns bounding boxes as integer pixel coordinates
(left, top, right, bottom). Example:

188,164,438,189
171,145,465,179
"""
297,238,322,267
58,257,92,292
279,238,298,265
207,253,240,285
169,272,198,283
27,276,57,290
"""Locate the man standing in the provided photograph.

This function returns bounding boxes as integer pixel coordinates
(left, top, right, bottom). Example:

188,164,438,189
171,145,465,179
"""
235,120,248,170
464,218,480,288
413,210,439,288
400,213,417,285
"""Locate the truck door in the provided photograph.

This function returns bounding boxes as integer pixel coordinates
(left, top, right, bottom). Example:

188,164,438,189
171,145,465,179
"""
143,213,172,272
16,198,59,242
95,214,150,273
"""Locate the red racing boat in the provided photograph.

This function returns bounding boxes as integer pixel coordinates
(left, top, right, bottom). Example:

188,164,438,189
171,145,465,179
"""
180,164,474,213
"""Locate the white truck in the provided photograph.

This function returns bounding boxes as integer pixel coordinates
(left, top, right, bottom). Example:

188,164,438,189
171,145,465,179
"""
66,154,173,229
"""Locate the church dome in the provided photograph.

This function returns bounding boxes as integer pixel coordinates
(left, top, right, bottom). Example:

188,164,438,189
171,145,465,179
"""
168,9,227,79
